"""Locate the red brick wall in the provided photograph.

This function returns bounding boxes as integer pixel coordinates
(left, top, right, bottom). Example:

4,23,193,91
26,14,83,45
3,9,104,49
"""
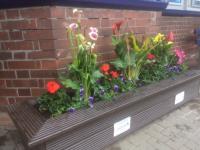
0,6,200,105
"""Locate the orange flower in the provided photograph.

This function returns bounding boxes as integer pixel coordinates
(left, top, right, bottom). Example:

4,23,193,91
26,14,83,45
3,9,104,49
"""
166,32,174,42
100,64,110,73
46,81,60,94
110,71,119,78
147,53,155,60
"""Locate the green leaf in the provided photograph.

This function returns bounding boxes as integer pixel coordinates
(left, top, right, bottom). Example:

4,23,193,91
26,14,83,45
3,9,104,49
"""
142,37,151,51
125,52,135,66
61,79,80,90
111,59,127,69
129,34,141,52
112,37,119,46
92,70,103,79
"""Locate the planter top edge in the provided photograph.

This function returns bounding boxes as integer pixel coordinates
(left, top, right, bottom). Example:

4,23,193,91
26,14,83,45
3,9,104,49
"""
7,70,200,147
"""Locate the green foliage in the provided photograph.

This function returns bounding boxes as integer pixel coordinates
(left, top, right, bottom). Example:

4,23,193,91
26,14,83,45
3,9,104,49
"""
61,21,102,105
61,79,79,90
140,33,186,83
112,33,151,81
66,43,102,103
38,89,70,117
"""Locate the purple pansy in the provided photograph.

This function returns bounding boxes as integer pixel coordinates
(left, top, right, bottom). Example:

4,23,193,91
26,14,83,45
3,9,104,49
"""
114,84,119,93
68,107,76,113
167,65,181,73
80,86,84,97
89,96,94,108
120,74,126,83
99,88,105,95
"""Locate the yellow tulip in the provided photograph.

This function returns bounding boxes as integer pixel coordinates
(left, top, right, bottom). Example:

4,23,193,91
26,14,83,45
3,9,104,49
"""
153,33,165,43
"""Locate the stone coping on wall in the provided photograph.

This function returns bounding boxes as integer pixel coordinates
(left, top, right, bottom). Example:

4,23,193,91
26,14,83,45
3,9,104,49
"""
0,0,168,11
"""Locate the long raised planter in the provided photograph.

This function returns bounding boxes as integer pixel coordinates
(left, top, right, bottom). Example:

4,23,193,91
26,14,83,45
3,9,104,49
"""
8,70,200,150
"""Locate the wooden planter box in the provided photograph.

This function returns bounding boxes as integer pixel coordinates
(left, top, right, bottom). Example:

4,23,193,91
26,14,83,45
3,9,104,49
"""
8,70,200,150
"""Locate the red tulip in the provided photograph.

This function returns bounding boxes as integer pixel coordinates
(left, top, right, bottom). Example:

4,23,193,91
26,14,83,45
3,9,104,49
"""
167,32,174,42
112,24,117,35
112,21,123,35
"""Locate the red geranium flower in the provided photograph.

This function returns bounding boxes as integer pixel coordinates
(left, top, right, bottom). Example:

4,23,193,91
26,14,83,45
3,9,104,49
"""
110,71,119,78
46,81,60,94
100,64,110,74
166,32,174,42
147,53,155,60
112,21,123,35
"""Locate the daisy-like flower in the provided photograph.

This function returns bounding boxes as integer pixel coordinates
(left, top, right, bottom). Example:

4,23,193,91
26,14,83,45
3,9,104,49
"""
69,23,78,30
89,31,98,41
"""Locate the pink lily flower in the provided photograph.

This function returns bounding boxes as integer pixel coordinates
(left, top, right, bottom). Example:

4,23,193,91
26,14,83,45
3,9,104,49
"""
89,27,98,33
69,23,78,30
175,48,186,65
89,31,98,41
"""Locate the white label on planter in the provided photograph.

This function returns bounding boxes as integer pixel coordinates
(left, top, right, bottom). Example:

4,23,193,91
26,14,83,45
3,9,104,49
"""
114,117,131,137
175,91,185,105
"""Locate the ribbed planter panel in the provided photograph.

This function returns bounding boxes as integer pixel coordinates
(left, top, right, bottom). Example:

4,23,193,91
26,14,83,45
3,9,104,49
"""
8,70,200,150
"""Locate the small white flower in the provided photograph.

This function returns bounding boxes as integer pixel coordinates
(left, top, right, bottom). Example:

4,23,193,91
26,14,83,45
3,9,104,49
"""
87,42,96,49
87,42,92,45
91,43,96,49
89,27,98,33
73,8,83,14
69,23,78,30
89,32,98,41
73,8,78,14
